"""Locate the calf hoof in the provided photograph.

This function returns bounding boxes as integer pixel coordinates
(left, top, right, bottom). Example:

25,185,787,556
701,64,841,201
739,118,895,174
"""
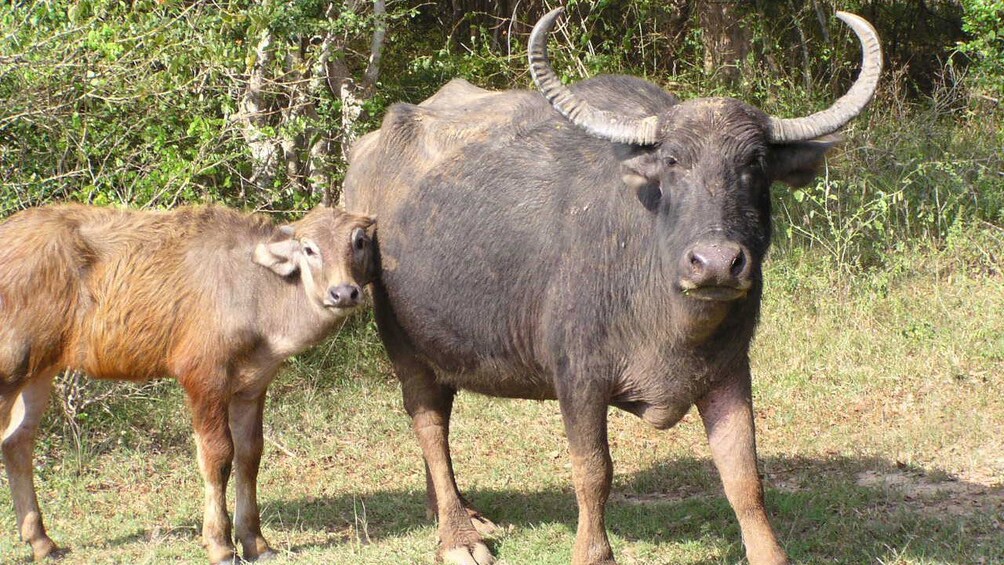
441,542,494,565
31,537,65,561
253,549,278,561
240,537,276,561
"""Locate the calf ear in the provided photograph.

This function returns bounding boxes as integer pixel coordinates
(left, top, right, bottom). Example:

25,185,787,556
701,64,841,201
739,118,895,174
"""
253,225,301,277
768,136,840,188
362,214,377,236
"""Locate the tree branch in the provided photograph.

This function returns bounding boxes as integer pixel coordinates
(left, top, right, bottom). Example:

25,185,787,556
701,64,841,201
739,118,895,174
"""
238,29,281,195
361,0,386,93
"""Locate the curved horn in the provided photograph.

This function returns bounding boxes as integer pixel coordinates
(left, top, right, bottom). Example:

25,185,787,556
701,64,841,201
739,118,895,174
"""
528,7,659,145
769,11,883,143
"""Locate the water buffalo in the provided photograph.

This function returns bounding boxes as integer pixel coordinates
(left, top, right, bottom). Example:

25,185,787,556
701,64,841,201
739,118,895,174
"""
0,204,375,563
344,8,881,565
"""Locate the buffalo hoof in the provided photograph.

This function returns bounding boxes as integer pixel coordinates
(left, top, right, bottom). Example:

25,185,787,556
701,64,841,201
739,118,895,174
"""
441,542,494,565
210,558,238,565
467,510,499,538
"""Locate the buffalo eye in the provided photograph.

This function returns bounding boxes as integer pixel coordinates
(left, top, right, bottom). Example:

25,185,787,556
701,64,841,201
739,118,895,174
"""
665,155,678,167
302,240,319,258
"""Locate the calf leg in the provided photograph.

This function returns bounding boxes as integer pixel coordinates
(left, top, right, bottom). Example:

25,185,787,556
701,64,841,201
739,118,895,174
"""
1,369,60,561
696,372,788,565
557,385,615,565
186,387,237,565
228,392,274,561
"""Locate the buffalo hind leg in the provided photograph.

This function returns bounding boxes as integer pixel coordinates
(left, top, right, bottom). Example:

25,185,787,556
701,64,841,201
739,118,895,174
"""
557,382,616,565
185,383,237,565
696,371,788,565
1,369,62,561
229,390,275,561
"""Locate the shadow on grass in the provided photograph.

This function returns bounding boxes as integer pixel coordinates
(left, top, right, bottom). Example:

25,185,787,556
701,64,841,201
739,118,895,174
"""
256,454,1002,563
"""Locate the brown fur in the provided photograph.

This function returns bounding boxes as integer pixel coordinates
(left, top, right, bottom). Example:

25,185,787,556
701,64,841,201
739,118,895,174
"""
0,203,375,563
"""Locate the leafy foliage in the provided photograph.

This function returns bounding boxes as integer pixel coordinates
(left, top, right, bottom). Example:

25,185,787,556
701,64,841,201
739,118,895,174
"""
1,0,1002,262
956,0,1004,97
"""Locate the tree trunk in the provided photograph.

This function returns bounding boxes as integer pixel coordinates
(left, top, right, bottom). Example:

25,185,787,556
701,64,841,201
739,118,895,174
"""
698,1,751,85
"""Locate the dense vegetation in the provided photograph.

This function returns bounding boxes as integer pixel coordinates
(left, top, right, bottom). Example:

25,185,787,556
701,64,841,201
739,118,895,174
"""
1,1,1002,563
3,1,1001,267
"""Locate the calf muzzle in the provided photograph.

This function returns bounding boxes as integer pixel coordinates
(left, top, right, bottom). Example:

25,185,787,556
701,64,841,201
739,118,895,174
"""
325,283,362,309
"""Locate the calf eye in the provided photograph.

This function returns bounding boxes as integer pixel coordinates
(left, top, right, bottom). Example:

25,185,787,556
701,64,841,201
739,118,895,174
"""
352,228,368,251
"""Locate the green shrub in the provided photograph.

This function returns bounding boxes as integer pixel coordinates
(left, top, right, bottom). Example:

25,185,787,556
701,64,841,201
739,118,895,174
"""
957,0,1004,98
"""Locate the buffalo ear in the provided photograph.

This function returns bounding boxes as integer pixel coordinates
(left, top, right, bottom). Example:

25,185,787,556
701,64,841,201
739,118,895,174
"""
619,150,661,190
253,225,301,277
620,149,664,212
769,136,840,188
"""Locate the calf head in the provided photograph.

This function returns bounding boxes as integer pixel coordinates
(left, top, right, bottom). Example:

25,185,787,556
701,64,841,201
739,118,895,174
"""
530,8,880,319
254,206,376,312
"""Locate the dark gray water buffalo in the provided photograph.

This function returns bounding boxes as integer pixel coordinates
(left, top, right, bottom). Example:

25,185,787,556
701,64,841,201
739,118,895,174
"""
344,8,881,565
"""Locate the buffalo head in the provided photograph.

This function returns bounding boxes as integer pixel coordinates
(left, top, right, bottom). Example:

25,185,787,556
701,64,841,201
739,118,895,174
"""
529,8,881,307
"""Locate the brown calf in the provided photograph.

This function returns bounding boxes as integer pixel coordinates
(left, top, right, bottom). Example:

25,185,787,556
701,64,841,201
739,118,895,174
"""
0,204,375,563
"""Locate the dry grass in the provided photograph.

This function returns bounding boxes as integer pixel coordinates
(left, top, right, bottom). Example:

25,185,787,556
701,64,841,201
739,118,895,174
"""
1,233,1002,564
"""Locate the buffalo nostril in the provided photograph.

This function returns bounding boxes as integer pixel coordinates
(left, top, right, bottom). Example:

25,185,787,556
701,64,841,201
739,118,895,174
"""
730,250,747,277
349,287,360,301
688,251,706,272
682,241,752,288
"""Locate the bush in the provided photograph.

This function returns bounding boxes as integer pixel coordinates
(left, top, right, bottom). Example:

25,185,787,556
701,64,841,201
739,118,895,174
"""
957,0,1004,98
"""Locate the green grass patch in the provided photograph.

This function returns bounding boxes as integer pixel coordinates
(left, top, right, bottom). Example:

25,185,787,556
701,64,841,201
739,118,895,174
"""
2,229,1003,564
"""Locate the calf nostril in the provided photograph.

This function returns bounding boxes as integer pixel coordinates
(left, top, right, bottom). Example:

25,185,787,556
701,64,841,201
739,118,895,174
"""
328,284,362,307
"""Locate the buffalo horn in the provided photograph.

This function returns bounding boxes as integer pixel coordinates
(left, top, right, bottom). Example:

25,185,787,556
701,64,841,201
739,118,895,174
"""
528,7,660,146
768,11,883,142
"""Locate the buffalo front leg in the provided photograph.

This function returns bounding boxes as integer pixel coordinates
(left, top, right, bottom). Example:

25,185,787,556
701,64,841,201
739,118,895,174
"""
422,437,497,534
186,386,237,565
557,386,615,565
229,391,274,561
402,373,493,565
1,370,61,561
696,371,788,565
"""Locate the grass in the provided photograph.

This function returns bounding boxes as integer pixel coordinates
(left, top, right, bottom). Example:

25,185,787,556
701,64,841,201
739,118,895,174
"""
1,225,1002,564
